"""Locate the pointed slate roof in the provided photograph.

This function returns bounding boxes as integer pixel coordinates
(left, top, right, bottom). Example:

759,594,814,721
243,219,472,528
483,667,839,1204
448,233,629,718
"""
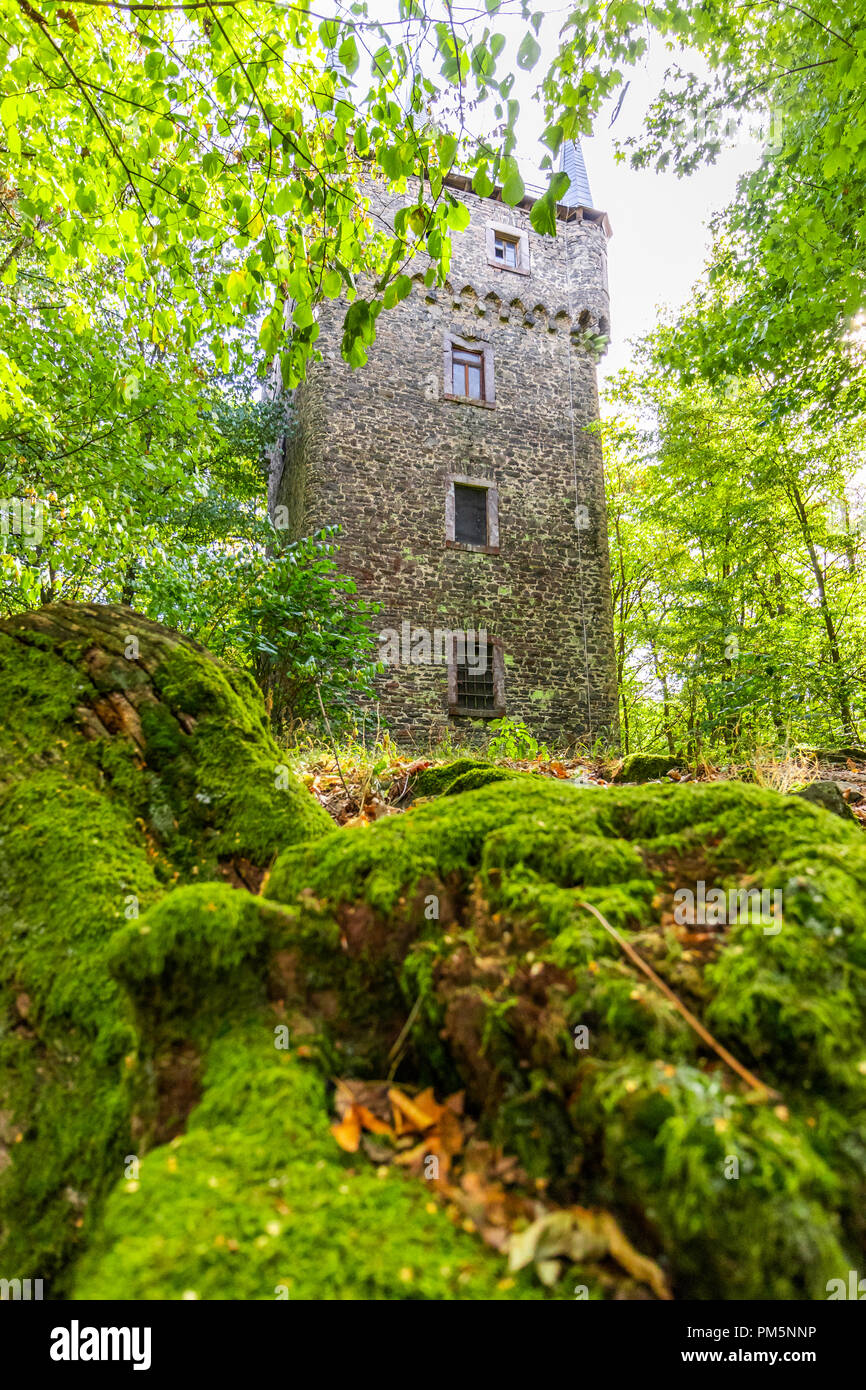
558,140,594,209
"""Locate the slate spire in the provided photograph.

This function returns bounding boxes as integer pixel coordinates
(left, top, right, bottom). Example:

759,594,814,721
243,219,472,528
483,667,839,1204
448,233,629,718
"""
558,140,594,208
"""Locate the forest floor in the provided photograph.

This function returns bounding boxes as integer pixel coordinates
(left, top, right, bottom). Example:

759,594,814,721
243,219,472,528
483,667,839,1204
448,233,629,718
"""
292,742,866,831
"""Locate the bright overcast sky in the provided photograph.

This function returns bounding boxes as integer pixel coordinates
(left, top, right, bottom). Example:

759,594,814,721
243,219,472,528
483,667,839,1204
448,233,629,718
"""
403,4,764,394
502,34,764,393
555,59,761,391
350,4,765,394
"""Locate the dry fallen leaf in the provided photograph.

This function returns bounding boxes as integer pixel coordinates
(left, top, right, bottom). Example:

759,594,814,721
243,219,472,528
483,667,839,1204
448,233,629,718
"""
330,1108,362,1153
389,1087,440,1132
508,1206,672,1300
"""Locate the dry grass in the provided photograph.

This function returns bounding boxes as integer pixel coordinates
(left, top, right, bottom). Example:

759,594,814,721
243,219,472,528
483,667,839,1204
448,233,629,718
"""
738,747,818,794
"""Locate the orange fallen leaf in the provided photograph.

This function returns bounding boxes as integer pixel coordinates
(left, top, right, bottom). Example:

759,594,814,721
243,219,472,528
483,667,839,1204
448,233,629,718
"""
437,1108,464,1157
389,1087,439,1132
597,1209,672,1301
356,1105,393,1137
411,1086,445,1125
330,1107,362,1152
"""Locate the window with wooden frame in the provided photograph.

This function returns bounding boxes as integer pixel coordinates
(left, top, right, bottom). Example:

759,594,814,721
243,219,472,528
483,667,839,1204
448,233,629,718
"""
485,221,530,276
492,232,519,268
445,475,499,554
451,346,484,400
447,636,506,718
443,335,495,407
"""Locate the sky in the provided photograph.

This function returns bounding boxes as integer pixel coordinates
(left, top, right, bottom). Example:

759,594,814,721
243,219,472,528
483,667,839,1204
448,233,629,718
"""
502,36,764,392
559,66,762,389
352,4,765,394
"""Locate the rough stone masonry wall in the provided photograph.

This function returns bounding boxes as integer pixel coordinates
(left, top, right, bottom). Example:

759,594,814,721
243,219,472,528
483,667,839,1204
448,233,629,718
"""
272,176,619,746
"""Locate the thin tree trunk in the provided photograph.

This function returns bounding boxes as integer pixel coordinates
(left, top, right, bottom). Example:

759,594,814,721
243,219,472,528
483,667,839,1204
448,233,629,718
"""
788,479,859,740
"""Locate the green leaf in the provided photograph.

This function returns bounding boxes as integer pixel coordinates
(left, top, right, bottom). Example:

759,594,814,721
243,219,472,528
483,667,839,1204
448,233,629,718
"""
318,19,339,49
446,200,471,232
516,33,541,70
501,160,525,206
529,191,557,236
225,269,250,305
383,275,413,309
339,35,359,74
472,163,495,199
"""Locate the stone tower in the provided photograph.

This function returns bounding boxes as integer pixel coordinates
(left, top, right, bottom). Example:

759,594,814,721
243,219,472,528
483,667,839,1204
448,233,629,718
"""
269,149,619,746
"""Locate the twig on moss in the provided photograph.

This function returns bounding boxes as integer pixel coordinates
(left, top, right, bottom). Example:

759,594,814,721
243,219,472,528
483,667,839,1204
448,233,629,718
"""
387,994,424,1082
577,899,781,1101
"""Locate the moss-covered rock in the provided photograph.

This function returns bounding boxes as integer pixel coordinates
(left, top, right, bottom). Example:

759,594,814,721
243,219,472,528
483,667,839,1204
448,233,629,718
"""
803,747,866,766
262,777,866,1299
613,752,686,783
795,781,856,821
411,758,494,798
0,604,329,1291
72,886,548,1300
412,758,527,800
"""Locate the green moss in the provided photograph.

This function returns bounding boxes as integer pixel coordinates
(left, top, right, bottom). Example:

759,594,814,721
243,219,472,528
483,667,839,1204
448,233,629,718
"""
614,752,685,782
0,774,157,1288
0,605,329,1292
72,1021,550,1301
109,885,293,1050
412,758,493,798
446,767,520,795
264,777,866,1298
72,890,551,1301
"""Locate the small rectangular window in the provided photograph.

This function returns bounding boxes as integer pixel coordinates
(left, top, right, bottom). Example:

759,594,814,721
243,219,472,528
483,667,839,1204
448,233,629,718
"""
455,661,495,712
452,347,484,400
443,335,495,407
445,474,499,553
493,233,519,268
454,484,488,546
486,223,529,275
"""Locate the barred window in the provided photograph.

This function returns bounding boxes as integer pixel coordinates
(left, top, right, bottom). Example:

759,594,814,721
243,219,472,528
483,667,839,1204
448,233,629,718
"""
456,660,495,711
447,636,506,718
